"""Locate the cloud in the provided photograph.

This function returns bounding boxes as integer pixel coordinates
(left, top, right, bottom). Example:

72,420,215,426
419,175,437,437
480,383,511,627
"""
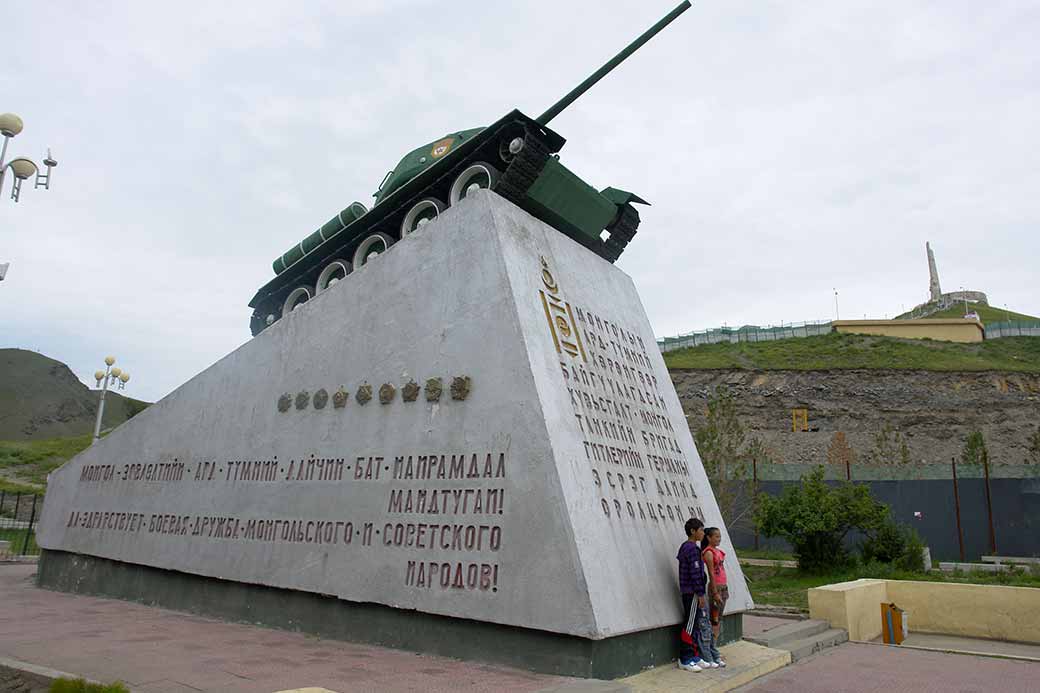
2,0,1037,402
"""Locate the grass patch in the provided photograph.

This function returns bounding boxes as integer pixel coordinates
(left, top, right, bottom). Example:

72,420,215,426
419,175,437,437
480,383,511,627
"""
0,433,93,488
664,333,1040,372
0,478,41,494
0,527,38,554
744,562,1040,611
736,547,796,562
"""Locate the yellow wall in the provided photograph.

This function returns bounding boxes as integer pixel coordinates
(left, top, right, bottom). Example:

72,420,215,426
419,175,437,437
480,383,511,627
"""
886,581,1040,642
808,579,888,641
809,579,1040,644
832,319,984,343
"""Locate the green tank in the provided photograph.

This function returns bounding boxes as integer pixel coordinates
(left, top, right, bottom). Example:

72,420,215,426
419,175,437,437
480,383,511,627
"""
249,1,691,336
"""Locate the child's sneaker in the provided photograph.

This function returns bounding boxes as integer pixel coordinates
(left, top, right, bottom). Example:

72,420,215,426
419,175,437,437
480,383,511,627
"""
678,660,702,672
717,659,727,668
707,661,720,668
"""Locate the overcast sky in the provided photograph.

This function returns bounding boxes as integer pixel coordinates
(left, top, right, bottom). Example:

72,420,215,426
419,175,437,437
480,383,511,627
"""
2,0,1037,403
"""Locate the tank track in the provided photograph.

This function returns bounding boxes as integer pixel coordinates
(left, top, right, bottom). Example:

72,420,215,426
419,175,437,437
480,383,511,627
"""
600,202,640,263
494,130,551,207
250,122,555,335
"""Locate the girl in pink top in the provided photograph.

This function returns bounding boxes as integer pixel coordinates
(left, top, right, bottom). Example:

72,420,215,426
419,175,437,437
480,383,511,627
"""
701,527,728,665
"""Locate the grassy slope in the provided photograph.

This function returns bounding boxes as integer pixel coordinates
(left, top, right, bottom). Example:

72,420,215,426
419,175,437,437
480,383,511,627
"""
664,333,1040,372
895,304,1038,323
0,433,94,490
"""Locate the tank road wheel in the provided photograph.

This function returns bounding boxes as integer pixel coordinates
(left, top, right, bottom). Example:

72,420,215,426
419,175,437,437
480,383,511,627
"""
353,232,395,270
494,129,550,206
251,310,279,335
498,125,527,164
316,260,351,293
282,286,312,315
600,203,641,263
449,162,500,206
400,198,445,238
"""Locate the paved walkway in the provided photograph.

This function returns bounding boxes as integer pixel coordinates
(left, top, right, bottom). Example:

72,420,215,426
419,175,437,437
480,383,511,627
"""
5,563,1037,693
0,564,605,693
894,632,1040,661
732,641,1040,693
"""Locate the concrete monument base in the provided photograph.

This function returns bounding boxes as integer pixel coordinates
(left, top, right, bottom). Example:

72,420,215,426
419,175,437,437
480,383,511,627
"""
36,190,751,677
38,550,742,678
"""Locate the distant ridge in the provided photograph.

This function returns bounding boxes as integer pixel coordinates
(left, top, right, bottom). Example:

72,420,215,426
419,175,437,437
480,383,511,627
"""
0,348,150,440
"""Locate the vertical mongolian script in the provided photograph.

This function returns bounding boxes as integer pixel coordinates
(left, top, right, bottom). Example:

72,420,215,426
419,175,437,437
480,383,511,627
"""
539,256,704,529
539,256,587,362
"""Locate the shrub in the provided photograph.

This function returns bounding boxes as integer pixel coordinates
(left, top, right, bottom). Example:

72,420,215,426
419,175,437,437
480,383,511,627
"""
899,527,927,572
50,678,130,693
860,520,904,564
754,466,887,574
861,520,926,572
694,386,767,529
961,430,988,468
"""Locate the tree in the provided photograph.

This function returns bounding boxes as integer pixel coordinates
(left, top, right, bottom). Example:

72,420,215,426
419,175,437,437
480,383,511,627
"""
755,466,888,573
827,431,855,478
961,430,988,468
869,423,911,466
1027,425,1040,465
694,386,763,528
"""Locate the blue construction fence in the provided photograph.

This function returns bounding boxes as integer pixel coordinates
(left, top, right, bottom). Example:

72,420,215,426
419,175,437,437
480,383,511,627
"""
732,476,1040,563
727,463,1040,562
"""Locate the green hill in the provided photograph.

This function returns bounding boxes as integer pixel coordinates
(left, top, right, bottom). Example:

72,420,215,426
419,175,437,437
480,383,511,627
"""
0,349,149,440
0,349,151,491
895,304,1038,323
663,333,1040,372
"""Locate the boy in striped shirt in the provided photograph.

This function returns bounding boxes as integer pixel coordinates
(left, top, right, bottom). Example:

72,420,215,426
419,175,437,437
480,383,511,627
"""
676,517,712,672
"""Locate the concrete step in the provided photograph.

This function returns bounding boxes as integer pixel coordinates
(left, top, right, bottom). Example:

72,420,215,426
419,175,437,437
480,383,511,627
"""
781,628,849,662
745,619,829,648
620,640,791,693
981,555,1040,565
939,561,1010,573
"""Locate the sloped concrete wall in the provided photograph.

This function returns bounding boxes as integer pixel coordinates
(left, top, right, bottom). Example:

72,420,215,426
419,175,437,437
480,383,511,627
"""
38,191,750,643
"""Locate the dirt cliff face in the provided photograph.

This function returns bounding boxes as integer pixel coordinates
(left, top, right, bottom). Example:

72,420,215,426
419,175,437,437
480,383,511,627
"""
670,369,1040,467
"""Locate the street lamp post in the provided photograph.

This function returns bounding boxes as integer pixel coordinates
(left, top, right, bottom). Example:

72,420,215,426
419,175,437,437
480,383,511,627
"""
833,288,839,321
92,356,131,445
0,112,57,203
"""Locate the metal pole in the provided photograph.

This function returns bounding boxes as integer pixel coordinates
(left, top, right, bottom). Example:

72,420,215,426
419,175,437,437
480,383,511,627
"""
834,289,839,321
952,457,965,562
13,492,21,522
0,490,5,521
846,458,851,482
0,135,9,196
982,448,996,555
92,365,111,444
20,494,37,555
536,1,692,125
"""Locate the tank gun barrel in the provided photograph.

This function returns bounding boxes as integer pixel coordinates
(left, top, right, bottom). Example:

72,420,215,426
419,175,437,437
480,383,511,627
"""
535,1,692,126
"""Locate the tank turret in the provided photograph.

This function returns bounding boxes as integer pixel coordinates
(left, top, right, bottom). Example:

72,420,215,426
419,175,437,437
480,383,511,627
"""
250,1,692,336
